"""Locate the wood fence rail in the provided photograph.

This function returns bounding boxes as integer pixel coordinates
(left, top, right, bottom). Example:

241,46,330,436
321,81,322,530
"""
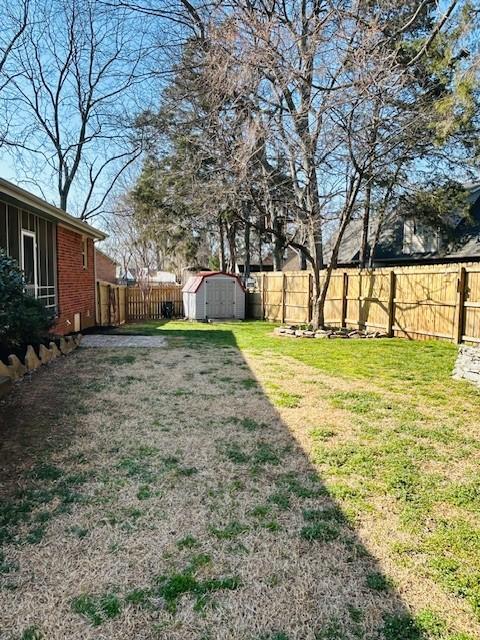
96,282,184,326
247,263,480,344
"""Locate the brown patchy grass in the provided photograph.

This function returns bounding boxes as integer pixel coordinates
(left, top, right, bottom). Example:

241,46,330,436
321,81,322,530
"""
0,328,478,640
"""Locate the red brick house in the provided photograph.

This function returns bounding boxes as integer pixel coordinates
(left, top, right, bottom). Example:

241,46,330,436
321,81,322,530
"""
0,178,105,334
95,248,118,284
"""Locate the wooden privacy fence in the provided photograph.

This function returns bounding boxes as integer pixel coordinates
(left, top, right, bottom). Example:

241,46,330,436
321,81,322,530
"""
96,282,183,326
248,263,480,344
127,284,183,320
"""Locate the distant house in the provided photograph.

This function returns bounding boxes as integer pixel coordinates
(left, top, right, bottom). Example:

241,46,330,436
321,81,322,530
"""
0,178,105,334
124,267,177,285
237,253,274,274
327,184,480,267
95,248,118,284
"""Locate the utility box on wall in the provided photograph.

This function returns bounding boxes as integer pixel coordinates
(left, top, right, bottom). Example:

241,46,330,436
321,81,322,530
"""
182,272,245,321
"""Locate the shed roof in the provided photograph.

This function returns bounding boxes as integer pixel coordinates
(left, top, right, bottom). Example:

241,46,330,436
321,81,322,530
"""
182,271,246,294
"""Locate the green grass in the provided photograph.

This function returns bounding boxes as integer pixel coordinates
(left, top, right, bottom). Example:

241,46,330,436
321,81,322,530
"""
71,592,122,626
300,507,343,541
122,555,240,614
209,521,249,540
108,320,460,386
20,627,43,640
366,571,392,591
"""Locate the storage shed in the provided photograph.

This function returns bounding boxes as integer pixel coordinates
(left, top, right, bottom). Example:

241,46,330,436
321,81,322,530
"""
182,271,245,320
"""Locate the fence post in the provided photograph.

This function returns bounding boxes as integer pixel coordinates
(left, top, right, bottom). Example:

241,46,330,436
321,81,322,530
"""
262,272,266,320
454,266,467,344
341,272,348,328
281,272,286,323
387,270,396,337
307,272,313,324
95,281,100,325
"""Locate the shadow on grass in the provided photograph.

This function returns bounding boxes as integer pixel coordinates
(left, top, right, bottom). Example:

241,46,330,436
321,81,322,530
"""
0,323,450,639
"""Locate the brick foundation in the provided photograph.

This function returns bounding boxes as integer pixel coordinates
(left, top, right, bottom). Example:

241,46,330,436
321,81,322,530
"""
55,226,96,334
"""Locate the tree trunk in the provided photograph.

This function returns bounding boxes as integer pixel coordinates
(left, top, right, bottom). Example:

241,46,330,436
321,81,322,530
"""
305,156,324,271
359,181,371,268
299,250,307,270
219,218,226,271
243,205,251,280
225,220,237,273
311,178,363,329
272,209,284,271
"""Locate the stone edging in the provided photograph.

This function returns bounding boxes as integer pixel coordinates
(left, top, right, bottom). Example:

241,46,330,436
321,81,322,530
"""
273,325,389,339
0,334,82,398
452,346,480,387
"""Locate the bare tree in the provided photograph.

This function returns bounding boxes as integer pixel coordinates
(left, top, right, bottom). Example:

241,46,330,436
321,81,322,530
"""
3,0,154,218
0,0,29,145
201,0,479,327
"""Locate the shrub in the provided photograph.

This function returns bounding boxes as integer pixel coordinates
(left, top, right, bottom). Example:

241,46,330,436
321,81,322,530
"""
0,250,53,351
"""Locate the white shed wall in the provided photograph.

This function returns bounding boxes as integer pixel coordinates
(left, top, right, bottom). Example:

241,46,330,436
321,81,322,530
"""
183,274,245,320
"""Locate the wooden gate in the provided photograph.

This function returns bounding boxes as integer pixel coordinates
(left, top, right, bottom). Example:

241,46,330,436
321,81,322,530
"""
96,281,127,327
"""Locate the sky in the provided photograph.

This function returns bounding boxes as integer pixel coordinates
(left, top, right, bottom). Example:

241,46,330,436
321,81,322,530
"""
0,0,191,229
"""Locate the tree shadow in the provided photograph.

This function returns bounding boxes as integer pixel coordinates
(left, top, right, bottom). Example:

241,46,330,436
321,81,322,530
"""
0,324,430,639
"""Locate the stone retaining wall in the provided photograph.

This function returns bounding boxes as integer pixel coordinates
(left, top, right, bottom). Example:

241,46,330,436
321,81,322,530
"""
453,346,480,387
0,334,82,398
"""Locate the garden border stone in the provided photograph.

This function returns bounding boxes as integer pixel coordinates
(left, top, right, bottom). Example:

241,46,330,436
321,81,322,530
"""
0,334,82,394
274,326,389,340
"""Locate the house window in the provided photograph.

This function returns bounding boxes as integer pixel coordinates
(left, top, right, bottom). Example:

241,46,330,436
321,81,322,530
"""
82,237,88,270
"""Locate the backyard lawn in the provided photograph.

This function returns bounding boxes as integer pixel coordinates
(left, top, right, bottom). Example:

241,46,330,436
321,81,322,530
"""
0,321,479,640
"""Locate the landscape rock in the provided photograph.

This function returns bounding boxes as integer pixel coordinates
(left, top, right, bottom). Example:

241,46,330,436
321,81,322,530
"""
39,344,52,364
8,355,26,379
25,345,41,371
0,360,12,379
60,336,76,354
66,335,77,350
49,341,61,357
453,346,480,387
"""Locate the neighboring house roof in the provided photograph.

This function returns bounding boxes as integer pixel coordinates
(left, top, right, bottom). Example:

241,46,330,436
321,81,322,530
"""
237,253,274,268
325,184,480,266
0,177,106,241
182,271,246,294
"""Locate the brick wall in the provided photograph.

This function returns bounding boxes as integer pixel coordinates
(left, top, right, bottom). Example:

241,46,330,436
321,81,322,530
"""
95,250,117,284
56,225,96,334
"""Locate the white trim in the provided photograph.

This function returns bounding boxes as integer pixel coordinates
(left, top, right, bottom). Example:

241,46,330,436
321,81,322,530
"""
21,229,38,297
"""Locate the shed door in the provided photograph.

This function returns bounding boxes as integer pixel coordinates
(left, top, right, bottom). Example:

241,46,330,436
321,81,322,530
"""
205,279,235,318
